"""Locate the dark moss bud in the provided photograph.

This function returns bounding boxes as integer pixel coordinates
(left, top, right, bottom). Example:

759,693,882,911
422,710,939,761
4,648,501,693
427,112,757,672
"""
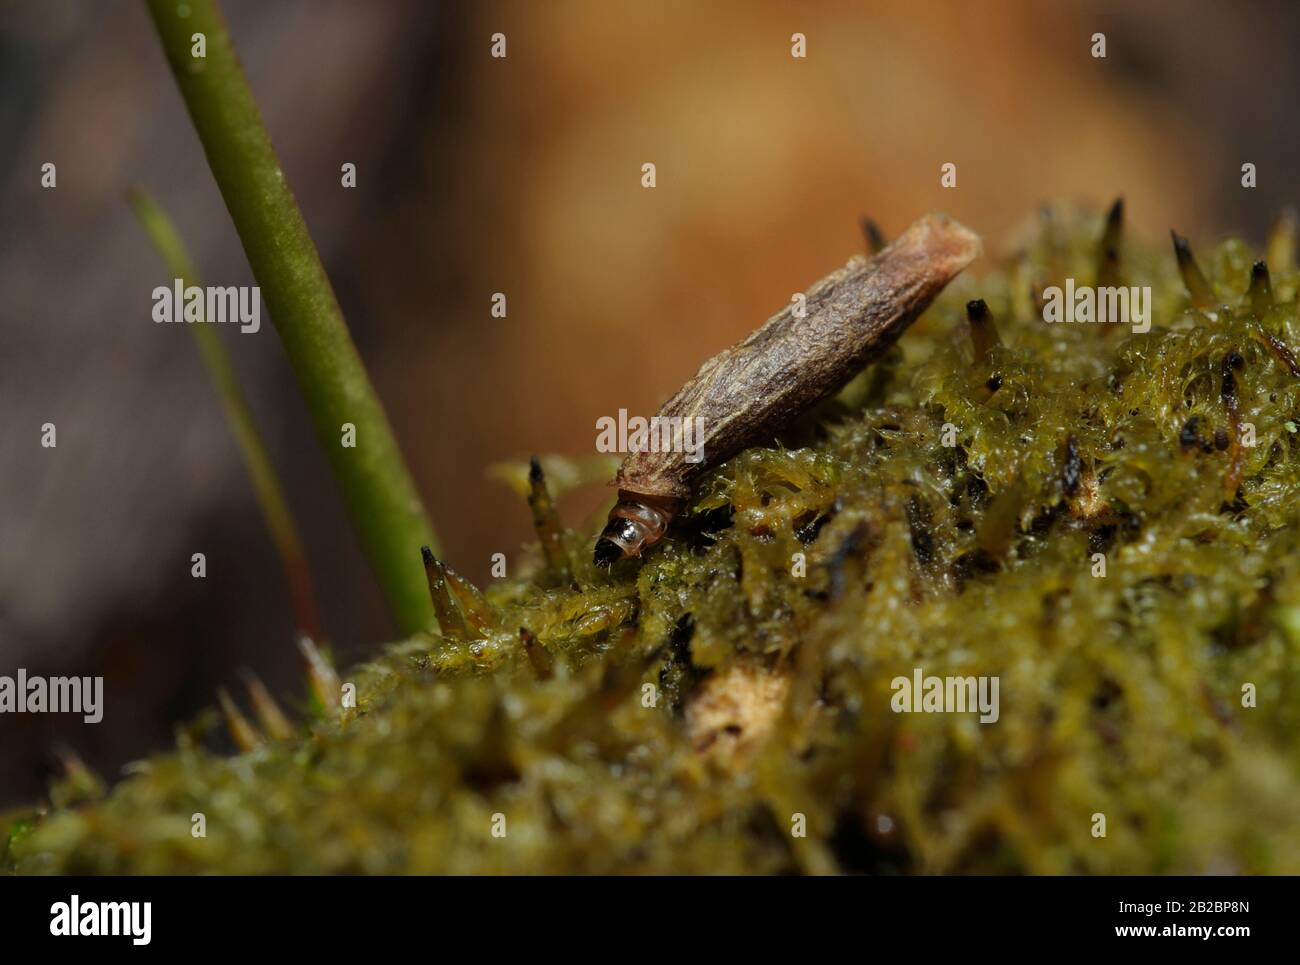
526,456,573,585
422,546,472,642
1247,260,1273,317
1095,197,1124,288
860,216,887,254
1171,231,1215,308
966,298,1001,367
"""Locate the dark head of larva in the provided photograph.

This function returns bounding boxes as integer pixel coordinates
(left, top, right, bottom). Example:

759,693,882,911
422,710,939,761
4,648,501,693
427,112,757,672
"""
593,492,680,566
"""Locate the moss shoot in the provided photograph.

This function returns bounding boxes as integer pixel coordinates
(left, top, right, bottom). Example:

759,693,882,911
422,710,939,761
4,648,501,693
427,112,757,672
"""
7,205,1300,874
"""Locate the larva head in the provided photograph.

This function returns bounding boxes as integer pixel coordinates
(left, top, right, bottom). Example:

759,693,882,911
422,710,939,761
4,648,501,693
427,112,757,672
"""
593,493,680,566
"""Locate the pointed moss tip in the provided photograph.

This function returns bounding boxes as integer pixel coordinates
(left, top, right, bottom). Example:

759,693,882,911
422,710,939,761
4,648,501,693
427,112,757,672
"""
421,545,435,565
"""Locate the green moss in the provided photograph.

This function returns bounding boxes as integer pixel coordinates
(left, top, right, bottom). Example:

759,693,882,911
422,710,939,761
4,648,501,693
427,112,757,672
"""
11,206,1300,874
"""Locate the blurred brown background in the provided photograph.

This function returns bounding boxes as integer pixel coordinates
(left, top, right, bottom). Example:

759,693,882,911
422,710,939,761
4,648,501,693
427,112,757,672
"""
2,0,1298,806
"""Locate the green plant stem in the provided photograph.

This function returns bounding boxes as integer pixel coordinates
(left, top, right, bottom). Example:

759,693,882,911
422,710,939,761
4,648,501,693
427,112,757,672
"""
128,187,322,639
144,0,437,634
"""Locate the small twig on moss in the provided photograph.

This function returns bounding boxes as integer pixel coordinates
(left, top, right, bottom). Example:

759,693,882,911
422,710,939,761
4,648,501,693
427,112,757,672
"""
144,0,438,635
128,187,322,639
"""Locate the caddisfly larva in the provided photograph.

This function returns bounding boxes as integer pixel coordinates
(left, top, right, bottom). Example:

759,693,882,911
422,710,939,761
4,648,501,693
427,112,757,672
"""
594,212,982,566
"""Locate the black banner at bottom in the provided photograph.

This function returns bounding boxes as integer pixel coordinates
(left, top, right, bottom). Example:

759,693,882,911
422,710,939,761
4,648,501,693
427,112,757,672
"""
0,874,1280,951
